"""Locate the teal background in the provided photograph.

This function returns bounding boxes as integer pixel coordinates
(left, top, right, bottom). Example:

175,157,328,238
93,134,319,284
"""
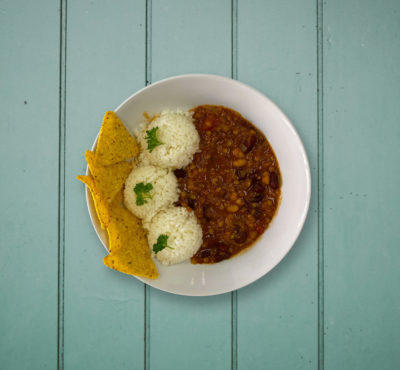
1,0,399,369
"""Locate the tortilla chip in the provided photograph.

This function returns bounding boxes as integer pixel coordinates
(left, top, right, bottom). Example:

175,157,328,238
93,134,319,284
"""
77,110,157,279
103,190,158,279
94,111,140,166
85,150,133,204
76,175,110,229
105,190,129,253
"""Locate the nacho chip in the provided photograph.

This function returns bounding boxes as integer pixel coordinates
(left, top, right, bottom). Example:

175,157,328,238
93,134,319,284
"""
105,190,129,253
77,175,110,229
94,111,140,166
85,150,133,204
103,190,158,279
78,111,157,279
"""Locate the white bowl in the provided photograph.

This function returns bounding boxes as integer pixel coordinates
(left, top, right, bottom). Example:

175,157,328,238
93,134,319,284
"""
86,74,311,296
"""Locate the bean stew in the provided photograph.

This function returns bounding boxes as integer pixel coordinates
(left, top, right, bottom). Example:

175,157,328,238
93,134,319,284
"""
176,105,281,264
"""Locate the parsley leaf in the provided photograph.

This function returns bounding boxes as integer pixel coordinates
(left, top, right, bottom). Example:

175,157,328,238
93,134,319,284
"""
134,182,153,206
152,234,173,254
145,127,163,152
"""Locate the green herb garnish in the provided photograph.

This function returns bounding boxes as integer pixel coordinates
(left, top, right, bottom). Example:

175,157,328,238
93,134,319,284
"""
145,127,163,152
153,234,173,254
134,182,153,206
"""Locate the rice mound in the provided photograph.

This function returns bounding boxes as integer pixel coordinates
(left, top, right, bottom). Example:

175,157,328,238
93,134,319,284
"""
124,165,179,227
137,110,200,169
147,206,203,266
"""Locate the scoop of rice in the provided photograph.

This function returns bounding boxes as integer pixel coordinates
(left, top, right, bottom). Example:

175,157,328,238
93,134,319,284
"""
147,207,203,266
124,165,179,227
137,110,200,169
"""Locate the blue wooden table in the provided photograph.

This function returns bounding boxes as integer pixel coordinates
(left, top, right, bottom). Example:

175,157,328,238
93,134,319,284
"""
1,1,399,369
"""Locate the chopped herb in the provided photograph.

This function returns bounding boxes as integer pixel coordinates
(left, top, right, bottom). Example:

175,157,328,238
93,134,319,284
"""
152,234,173,254
134,182,153,206
145,127,163,152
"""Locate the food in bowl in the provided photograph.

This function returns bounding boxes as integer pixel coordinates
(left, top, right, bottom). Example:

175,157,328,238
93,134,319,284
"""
78,105,281,279
147,206,203,266
136,110,200,169
123,165,179,228
176,105,281,263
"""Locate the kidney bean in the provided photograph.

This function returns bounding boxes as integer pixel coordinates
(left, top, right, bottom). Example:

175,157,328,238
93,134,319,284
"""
252,193,265,202
242,134,257,153
174,169,187,178
187,198,195,209
203,205,216,221
270,172,279,189
251,180,265,195
233,225,248,244
199,249,212,258
235,168,247,180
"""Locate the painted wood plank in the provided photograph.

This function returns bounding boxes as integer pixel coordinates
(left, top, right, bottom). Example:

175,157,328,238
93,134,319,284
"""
236,1,319,369
63,1,146,369
149,1,232,369
0,1,60,369
151,0,232,81
323,1,400,369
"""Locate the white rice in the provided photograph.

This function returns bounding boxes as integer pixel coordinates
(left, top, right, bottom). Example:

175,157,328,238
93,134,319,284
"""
124,165,179,227
147,206,203,266
137,110,200,169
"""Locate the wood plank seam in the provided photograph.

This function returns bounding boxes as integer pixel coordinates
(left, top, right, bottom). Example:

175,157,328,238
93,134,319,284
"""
231,0,238,81
144,285,150,370
145,0,152,86
231,1,238,370
317,0,324,368
145,1,152,370
57,0,67,369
